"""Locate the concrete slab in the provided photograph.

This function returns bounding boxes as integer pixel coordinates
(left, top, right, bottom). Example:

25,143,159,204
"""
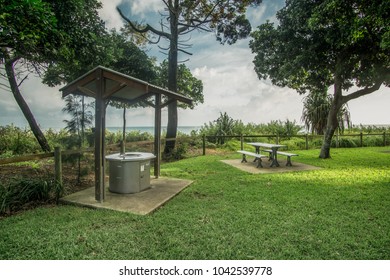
221,158,321,174
60,177,193,215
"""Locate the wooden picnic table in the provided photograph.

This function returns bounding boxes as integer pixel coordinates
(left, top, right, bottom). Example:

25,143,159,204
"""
247,142,285,167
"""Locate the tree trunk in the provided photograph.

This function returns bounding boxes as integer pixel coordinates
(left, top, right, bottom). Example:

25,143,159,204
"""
319,107,338,158
5,57,51,152
164,0,179,156
319,74,344,159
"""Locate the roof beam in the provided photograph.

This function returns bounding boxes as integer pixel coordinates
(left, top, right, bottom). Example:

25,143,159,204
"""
103,82,127,99
76,86,96,98
102,71,147,93
61,73,95,98
108,91,155,107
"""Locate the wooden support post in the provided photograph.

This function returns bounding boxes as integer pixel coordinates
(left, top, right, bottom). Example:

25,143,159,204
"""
54,146,62,187
154,93,161,178
360,132,363,147
120,140,125,154
94,68,105,202
384,132,387,146
240,134,244,151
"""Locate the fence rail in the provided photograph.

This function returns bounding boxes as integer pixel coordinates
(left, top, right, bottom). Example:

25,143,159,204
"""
0,131,388,168
201,132,388,154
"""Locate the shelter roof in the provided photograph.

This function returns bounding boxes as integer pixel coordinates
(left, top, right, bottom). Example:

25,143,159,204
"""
59,66,193,106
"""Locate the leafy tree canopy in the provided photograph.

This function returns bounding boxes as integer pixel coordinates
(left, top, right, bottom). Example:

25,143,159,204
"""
154,60,203,109
0,0,65,65
42,0,108,85
250,0,389,95
250,0,389,158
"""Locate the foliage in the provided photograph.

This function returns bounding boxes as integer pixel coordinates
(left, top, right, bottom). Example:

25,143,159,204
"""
264,119,302,139
250,0,390,158
42,0,108,85
62,96,94,139
118,0,263,47
302,92,352,134
0,125,41,155
154,60,204,109
200,113,302,144
1,0,107,152
111,32,156,79
250,0,389,95
0,125,87,155
200,112,244,144
0,176,63,215
0,0,64,59
103,130,153,146
0,147,389,259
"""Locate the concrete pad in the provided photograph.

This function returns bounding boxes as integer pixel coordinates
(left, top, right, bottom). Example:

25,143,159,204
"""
60,177,193,215
221,158,321,174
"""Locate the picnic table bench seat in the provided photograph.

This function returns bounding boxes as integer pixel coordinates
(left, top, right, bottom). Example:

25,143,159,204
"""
263,149,274,160
237,150,268,168
276,151,298,166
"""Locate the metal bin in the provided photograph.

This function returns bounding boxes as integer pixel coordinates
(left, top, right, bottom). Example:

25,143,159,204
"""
105,152,156,194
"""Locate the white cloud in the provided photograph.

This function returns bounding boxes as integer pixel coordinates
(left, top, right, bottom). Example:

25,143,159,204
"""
183,52,304,126
0,76,66,129
127,0,164,17
98,0,124,30
98,0,165,30
247,4,267,24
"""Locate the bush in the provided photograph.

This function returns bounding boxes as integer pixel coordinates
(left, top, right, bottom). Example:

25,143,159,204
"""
0,125,40,155
280,137,306,150
0,177,63,215
126,130,153,142
223,139,242,151
332,137,358,148
364,136,384,147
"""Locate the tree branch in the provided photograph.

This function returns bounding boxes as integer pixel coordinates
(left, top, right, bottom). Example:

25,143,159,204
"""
0,82,11,90
117,7,171,40
17,74,30,87
342,79,386,103
178,48,193,56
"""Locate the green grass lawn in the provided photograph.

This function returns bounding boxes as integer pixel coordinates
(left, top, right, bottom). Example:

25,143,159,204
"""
0,147,389,260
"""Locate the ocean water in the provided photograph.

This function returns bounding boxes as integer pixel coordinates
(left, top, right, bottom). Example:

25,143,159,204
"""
106,126,201,135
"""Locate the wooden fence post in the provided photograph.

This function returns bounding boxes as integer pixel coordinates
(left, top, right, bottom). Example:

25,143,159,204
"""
384,132,387,146
305,134,309,150
360,132,363,147
54,146,62,187
240,134,244,150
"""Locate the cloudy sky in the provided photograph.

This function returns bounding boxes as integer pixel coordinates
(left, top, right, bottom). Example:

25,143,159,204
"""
1,0,389,130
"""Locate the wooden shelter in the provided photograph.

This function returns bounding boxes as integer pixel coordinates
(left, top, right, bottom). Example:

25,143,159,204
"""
60,66,193,202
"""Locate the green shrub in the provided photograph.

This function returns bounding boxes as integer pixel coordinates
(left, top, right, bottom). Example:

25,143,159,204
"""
0,177,63,215
280,137,306,150
126,130,153,142
333,137,358,148
223,139,241,151
0,125,40,155
364,136,384,147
